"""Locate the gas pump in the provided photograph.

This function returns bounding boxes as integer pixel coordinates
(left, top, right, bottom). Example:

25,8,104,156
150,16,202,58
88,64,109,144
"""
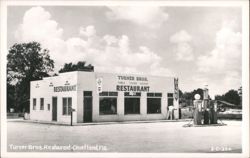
203,86,210,124
210,101,218,124
184,87,222,127
193,94,202,125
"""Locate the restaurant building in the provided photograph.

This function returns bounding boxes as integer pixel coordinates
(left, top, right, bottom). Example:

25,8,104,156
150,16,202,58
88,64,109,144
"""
30,71,179,124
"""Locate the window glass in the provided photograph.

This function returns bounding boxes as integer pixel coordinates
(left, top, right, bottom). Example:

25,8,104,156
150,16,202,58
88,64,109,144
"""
155,93,162,97
147,93,154,97
167,93,173,97
84,91,92,96
109,92,118,96
168,98,174,106
68,97,72,113
99,92,109,96
125,98,140,114
124,92,141,96
40,98,44,110
99,97,117,115
99,91,118,96
147,98,161,114
167,93,174,106
47,104,50,111
63,98,67,115
33,98,36,110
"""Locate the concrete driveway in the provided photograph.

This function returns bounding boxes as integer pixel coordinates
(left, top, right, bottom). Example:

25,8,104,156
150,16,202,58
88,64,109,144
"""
7,120,241,153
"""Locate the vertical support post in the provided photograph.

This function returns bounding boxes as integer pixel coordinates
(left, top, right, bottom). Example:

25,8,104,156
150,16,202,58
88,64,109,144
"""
71,111,73,126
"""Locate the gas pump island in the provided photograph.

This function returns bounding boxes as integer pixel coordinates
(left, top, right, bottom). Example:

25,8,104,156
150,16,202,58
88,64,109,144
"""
192,87,219,126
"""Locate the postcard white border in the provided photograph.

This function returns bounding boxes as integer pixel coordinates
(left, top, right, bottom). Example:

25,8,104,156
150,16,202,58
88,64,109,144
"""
1,0,249,158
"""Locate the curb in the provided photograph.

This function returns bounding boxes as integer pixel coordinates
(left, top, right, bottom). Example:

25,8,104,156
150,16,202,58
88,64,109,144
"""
7,118,191,126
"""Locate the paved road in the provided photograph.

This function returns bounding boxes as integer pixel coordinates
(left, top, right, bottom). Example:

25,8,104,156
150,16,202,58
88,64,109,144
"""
7,120,241,153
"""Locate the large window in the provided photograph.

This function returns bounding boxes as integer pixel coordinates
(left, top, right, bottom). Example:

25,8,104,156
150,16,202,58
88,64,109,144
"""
99,91,118,115
124,92,141,114
40,98,44,110
63,97,72,115
33,98,36,110
167,93,174,106
100,98,117,115
147,93,162,114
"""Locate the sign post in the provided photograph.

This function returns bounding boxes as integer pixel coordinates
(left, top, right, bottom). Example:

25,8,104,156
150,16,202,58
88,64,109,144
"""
70,108,75,126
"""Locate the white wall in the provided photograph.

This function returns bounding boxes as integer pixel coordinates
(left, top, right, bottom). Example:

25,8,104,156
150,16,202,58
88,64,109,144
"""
30,71,179,123
77,72,177,122
30,72,78,124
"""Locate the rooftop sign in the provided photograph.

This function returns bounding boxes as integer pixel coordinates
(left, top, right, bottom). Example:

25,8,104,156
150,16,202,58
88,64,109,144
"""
54,85,77,92
116,75,150,92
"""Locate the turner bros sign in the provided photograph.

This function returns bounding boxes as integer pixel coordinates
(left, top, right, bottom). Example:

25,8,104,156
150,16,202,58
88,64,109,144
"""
116,75,150,92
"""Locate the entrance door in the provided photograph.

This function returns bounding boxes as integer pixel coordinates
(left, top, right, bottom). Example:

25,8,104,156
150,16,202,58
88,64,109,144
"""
83,91,92,122
52,97,57,121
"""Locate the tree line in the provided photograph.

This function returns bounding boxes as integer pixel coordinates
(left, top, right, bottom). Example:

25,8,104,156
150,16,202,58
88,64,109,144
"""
179,88,242,108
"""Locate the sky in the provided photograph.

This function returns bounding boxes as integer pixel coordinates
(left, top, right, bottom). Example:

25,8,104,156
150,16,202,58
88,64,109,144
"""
7,6,242,98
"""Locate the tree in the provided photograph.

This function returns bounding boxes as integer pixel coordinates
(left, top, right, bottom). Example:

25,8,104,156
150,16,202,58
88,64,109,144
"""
215,89,241,107
180,91,192,107
191,88,204,100
224,90,240,105
215,95,223,101
178,89,183,101
7,42,54,112
59,61,94,73
179,88,207,107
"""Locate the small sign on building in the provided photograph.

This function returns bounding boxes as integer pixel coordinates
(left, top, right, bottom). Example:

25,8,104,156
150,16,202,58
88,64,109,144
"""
96,77,103,93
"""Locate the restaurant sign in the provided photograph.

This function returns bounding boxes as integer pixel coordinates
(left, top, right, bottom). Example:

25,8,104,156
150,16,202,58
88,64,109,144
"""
54,85,77,92
116,85,150,92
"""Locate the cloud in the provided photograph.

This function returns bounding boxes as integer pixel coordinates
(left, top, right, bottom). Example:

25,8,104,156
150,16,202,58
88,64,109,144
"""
197,21,241,73
106,6,168,28
15,7,173,77
79,25,96,37
15,6,66,66
195,20,242,96
103,35,118,46
170,30,194,61
15,6,63,42
170,30,192,43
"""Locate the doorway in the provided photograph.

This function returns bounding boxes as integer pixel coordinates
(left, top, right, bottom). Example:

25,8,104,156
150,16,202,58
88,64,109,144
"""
52,97,57,121
83,91,92,122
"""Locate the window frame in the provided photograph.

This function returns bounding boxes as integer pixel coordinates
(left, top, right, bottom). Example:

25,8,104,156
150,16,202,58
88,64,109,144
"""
124,92,141,115
40,98,44,110
99,91,118,115
147,92,162,114
167,93,174,98
62,97,72,116
33,98,36,110
99,97,118,115
47,104,50,111
167,93,174,106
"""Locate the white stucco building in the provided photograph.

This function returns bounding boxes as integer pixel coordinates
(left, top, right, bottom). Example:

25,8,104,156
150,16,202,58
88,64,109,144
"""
30,71,179,124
